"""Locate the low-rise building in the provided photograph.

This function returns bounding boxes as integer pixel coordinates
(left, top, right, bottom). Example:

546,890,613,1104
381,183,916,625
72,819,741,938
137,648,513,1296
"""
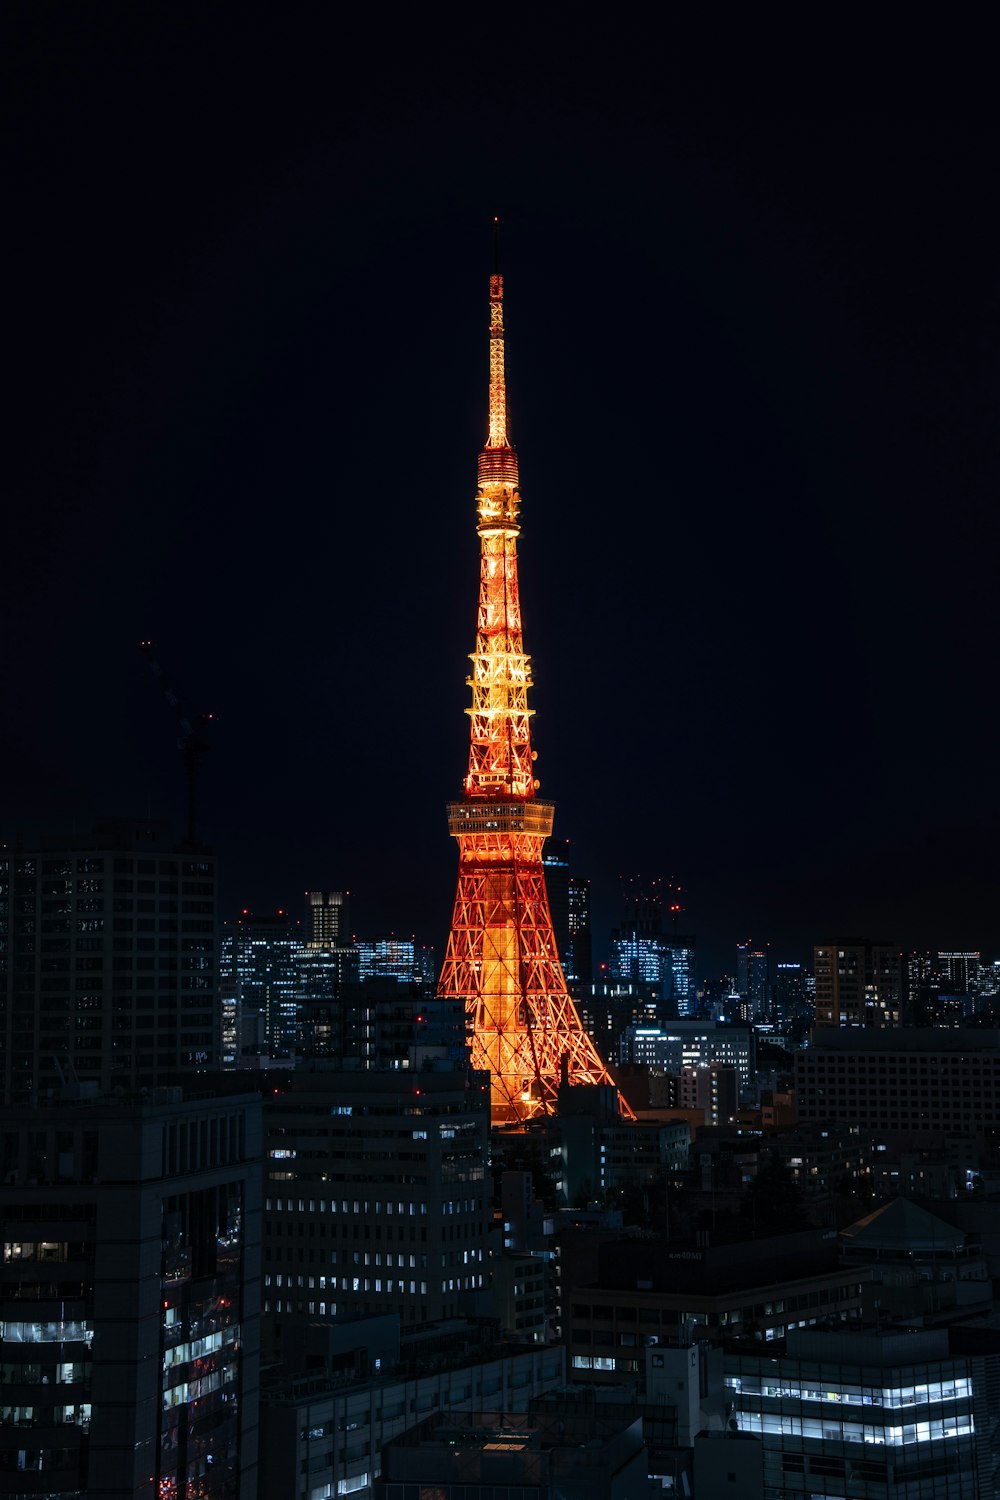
565,1233,871,1385
796,1028,1000,1138
374,1405,647,1500
259,1324,565,1500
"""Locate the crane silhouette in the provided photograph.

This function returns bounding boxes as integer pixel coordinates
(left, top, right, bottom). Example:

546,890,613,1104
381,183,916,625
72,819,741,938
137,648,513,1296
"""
140,641,213,847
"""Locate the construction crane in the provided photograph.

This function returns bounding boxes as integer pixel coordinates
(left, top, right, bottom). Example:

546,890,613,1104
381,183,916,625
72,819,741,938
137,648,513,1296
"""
140,641,213,847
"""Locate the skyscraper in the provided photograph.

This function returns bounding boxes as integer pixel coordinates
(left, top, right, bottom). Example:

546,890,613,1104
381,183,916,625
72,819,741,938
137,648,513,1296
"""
305,889,351,947
938,951,981,994
436,258,626,1123
610,883,696,1017
736,939,770,1020
566,873,593,995
774,961,811,1027
542,839,592,998
0,819,218,1105
219,911,302,1057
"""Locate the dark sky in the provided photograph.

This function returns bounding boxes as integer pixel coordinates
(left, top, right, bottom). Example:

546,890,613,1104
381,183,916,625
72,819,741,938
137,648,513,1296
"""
4,11,999,976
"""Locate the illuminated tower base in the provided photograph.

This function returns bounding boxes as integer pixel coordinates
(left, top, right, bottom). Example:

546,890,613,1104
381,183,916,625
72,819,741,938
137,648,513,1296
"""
437,258,628,1125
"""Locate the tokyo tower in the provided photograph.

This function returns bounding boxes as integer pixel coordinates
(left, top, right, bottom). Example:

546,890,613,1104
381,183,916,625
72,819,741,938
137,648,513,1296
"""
437,250,631,1125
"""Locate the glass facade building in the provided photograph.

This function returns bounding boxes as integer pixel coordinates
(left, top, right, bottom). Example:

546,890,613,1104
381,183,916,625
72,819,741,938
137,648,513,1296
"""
726,1327,995,1498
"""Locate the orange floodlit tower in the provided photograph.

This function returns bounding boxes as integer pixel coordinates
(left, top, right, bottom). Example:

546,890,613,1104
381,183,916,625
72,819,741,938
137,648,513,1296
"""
437,253,631,1124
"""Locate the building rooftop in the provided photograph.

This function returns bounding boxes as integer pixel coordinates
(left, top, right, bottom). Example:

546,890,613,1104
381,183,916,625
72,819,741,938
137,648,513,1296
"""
808,1028,1000,1052
379,1407,645,1492
590,1230,851,1297
840,1197,967,1255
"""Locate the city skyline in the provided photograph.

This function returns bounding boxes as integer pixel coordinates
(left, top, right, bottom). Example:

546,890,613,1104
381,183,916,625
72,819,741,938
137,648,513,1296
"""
5,15,1000,980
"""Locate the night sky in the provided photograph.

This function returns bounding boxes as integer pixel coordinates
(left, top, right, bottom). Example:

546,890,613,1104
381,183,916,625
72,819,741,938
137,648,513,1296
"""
5,12,999,976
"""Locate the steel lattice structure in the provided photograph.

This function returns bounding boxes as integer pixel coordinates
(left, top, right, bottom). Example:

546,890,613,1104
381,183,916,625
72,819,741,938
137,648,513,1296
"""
437,266,632,1124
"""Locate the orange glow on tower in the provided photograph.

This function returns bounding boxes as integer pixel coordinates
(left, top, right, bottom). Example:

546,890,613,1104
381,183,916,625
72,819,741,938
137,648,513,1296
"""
437,262,631,1124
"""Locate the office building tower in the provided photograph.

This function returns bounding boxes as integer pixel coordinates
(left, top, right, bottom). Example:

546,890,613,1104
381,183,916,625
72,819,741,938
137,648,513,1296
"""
610,885,696,1017
296,944,362,1058
938,951,981,994
0,1087,261,1497
620,1020,755,1098
262,1063,491,1351
358,937,434,987
0,819,218,1105
578,980,662,1062
220,911,303,1057
979,959,1000,998
679,1061,738,1125
542,837,571,966
736,940,770,1020
539,840,591,998
566,874,593,994
305,889,350,948
774,962,811,1027
814,940,902,1027
436,264,624,1121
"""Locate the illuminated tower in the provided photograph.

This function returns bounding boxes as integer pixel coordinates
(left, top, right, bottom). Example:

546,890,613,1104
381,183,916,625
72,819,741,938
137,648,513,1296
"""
437,256,629,1124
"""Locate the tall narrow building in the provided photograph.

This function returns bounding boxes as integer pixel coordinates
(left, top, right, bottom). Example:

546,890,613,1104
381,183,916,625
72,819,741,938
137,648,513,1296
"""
437,255,627,1124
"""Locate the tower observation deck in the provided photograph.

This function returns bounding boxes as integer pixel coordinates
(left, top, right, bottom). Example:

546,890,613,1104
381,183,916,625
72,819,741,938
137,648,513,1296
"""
437,250,631,1125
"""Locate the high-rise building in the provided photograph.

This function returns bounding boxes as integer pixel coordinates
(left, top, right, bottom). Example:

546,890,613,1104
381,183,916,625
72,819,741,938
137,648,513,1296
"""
305,889,351,947
0,1087,261,1497
938,951,981,994
620,1020,755,1097
541,839,592,999
262,1064,491,1351
578,979,662,1062
296,944,362,1058
736,940,770,1020
566,874,593,994
358,937,434,987
679,1061,738,1125
814,941,902,1027
437,262,625,1122
774,962,811,1027
0,820,218,1105
220,910,303,1057
611,886,695,1017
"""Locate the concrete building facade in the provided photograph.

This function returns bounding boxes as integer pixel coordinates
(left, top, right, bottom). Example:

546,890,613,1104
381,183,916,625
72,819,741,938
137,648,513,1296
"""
0,1089,261,1498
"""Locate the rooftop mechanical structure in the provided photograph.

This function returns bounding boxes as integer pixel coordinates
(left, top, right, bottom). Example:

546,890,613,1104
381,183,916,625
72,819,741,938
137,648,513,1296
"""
437,251,631,1124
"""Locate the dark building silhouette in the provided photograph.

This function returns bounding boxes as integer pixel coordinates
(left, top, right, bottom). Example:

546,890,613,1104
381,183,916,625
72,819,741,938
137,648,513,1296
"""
0,820,217,1105
0,1088,261,1497
542,839,592,997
